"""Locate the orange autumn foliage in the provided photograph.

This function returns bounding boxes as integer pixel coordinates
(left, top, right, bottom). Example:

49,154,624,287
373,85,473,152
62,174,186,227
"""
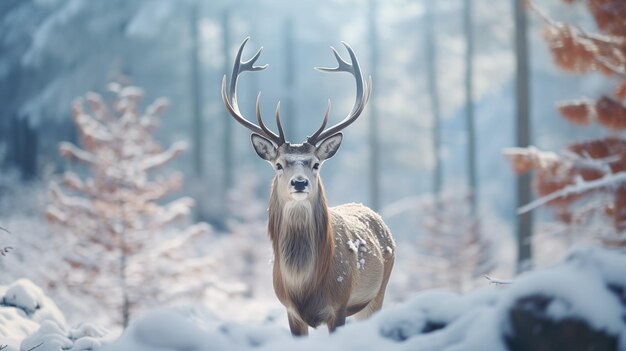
507,1,626,246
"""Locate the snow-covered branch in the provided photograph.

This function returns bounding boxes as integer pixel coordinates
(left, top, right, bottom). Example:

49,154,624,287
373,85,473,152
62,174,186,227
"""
502,146,560,174
518,171,626,214
138,141,187,172
484,275,513,286
58,142,95,164
48,182,94,215
146,223,210,258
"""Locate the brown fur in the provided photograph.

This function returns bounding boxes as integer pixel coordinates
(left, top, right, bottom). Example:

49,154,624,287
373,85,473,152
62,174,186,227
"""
268,178,395,335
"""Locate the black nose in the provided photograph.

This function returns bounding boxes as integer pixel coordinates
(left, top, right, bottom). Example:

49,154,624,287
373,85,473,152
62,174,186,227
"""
291,178,309,191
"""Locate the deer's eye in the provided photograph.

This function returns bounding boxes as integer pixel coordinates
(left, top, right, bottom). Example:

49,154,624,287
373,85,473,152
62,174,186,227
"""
276,163,283,171
313,163,320,170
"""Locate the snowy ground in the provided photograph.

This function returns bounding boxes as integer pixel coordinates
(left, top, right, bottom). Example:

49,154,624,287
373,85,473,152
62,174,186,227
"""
0,173,517,331
1,246,624,351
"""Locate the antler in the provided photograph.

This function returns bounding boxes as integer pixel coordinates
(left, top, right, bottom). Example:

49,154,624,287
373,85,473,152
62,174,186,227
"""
222,37,286,145
306,42,372,145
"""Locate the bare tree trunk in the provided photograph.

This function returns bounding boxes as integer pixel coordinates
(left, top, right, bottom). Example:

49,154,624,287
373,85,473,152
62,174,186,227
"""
189,1,207,221
118,202,130,328
368,0,380,211
221,7,232,228
9,116,38,180
190,2,203,180
424,0,442,198
120,245,129,328
282,17,295,139
463,0,478,215
514,0,533,272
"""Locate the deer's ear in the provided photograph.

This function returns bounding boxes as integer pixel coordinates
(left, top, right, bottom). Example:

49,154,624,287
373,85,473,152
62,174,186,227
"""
316,133,343,161
251,133,277,161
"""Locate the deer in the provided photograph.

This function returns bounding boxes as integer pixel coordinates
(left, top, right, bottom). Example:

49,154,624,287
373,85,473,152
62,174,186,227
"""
221,37,395,336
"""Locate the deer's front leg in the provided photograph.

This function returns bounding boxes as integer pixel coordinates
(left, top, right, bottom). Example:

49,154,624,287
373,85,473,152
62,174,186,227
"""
327,307,347,333
288,313,309,337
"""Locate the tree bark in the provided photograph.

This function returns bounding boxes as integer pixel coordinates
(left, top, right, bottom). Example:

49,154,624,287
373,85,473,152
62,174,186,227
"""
9,115,38,180
368,0,381,211
514,0,533,272
189,1,208,221
221,7,232,228
463,0,478,215
190,3,203,180
424,0,442,198
282,17,295,139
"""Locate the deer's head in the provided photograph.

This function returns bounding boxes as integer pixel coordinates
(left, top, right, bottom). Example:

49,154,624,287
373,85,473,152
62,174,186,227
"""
222,38,371,202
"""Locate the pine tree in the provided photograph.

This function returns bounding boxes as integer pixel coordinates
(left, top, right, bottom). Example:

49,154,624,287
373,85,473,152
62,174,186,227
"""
46,84,216,327
505,0,626,248
416,193,494,293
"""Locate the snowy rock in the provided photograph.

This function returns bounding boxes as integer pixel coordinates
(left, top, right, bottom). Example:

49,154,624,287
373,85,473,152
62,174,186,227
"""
505,294,619,350
0,280,110,351
377,290,495,342
3,279,44,314
500,247,626,351
2,279,67,329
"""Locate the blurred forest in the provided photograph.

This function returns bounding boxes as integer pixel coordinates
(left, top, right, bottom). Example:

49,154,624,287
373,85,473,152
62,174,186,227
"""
1,0,625,331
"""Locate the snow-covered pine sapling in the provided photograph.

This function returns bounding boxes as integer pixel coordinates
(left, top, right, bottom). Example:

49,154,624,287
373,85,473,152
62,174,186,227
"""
417,193,494,292
222,38,395,336
46,85,213,328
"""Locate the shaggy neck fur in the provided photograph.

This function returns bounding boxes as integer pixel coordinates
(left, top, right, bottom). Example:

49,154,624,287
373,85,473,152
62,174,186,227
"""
268,178,334,291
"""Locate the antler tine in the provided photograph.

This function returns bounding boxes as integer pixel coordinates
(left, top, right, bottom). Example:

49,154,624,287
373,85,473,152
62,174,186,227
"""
255,93,276,140
315,46,352,73
365,75,373,104
255,93,286,145
222,37,283,145
309,42,370,145
275,101,286,144
307,99,331,145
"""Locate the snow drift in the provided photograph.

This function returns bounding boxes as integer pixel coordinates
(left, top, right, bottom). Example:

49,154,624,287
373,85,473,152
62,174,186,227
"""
2,247,624,351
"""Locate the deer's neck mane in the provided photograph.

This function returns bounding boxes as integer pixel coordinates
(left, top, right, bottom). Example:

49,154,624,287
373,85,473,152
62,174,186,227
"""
268,179,334,289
